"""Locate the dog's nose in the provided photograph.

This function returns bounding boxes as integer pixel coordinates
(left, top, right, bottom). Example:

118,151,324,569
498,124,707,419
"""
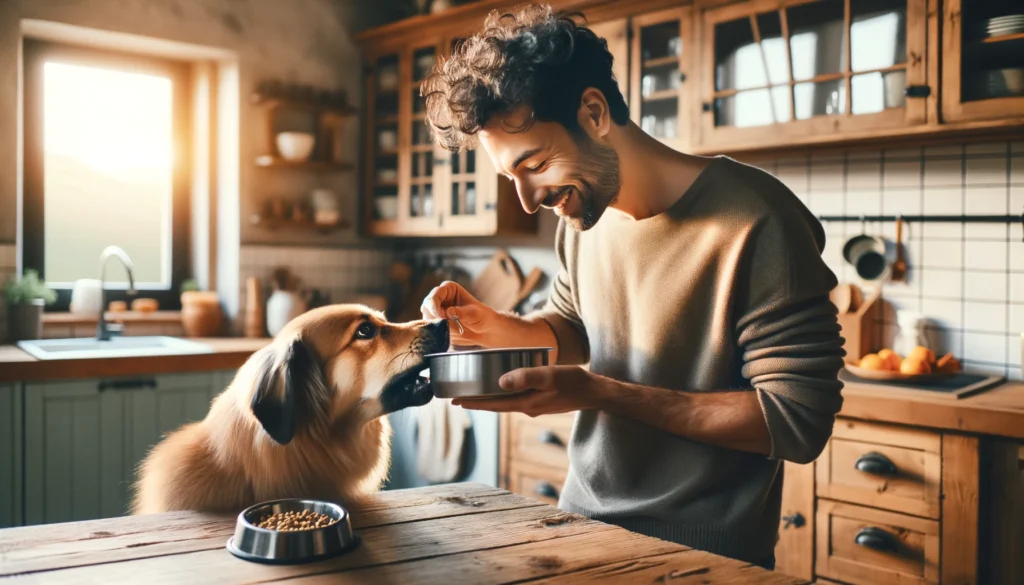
422,319,450,353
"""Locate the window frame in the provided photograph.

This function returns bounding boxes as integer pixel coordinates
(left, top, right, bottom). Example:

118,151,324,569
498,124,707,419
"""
22,39,192,311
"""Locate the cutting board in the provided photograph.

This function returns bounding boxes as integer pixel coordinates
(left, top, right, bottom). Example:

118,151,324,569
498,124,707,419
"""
839,369,1005,400
471,250,523,312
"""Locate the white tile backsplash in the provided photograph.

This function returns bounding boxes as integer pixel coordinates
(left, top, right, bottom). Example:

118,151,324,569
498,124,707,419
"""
966,156,1008,186
963,271,1008,302
964,240,1007,271
963,332,1007,364
848,160,882,191
883,160,922,189
923,240,964,269
924,157,963,188
773,140,1019,373
964,301,1007,333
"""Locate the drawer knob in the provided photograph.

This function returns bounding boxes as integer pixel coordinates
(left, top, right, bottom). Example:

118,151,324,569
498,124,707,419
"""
855,452,897,476
537,430,564,448
534,481,560,500
854,526,897,552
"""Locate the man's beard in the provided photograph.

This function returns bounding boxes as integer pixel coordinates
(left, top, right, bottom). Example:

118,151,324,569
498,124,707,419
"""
562,133,621,232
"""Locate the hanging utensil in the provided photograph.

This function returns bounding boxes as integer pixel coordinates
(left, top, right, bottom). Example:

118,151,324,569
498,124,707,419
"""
891,216,907,282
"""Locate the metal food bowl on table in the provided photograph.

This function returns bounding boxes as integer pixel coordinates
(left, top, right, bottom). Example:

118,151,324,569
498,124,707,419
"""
426,347,552,399
226,498,358,564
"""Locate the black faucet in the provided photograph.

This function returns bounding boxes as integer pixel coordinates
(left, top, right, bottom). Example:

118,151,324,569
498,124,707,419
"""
96,246,136,341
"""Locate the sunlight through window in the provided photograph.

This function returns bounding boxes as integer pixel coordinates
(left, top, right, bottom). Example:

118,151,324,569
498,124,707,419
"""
42,61,173,287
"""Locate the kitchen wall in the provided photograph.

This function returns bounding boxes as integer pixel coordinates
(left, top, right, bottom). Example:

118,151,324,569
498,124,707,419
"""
0,245,15,340
237,244,396,334
0,0,406,287
413,140,1024,381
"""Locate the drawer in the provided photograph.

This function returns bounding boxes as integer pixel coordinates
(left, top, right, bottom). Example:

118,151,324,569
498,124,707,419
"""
816,500,939,585
508,412,573,470
819,419,941,518
508,461,565,507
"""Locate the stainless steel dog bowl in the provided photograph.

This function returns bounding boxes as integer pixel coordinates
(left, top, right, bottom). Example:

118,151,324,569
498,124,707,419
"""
226,499,358,564
426,347,551,399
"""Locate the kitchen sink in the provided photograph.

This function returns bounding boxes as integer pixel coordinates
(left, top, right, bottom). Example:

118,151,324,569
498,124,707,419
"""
17,336,214,360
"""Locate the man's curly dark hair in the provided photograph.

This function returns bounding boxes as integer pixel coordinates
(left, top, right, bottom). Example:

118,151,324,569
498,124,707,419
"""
421,4,630,152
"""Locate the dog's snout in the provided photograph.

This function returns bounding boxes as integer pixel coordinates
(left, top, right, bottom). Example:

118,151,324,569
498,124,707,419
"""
422,319,449,353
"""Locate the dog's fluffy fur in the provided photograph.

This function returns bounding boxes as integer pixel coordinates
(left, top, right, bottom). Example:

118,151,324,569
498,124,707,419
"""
132,304,448,515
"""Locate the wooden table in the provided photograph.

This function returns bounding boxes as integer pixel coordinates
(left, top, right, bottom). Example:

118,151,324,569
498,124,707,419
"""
0,483,804,584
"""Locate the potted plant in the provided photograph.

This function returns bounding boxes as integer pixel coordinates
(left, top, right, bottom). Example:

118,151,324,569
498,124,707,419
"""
179,279,224,338
4,270,57,342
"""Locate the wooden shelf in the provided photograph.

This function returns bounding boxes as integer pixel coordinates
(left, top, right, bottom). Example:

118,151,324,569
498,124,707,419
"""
641,89,679,102
255,156,353,171
412,144,434,152
375,179,398,187
250,95,356,116
643,55,680,68
377,148,399,157
978,32,1024,44
249,214,351,233
377,114,399,124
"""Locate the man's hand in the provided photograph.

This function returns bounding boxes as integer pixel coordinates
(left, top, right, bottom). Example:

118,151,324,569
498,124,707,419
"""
452,366,606,417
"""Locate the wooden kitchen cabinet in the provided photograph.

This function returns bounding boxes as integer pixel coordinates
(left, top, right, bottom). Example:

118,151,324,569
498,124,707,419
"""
630,8,697,152
360,38,535,238
0,384,23,528
698,0,929,150
22,372,228,526
940,0,1024,124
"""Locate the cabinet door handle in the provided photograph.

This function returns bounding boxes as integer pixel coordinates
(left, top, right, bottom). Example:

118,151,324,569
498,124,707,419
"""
484,202,497,211
534,481,559,500
537,429,564,448
781,513,805,529
854,527,896,552
98,378,157,392
855,452,897,476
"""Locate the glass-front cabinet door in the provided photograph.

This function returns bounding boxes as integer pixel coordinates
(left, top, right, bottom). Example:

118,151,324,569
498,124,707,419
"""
364,52,401,234
699,0,927,149
402,42,444,235
630,8,694,151
941,0,1024,123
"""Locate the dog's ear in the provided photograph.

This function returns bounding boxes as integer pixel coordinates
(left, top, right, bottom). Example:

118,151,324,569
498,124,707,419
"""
250,337,327,445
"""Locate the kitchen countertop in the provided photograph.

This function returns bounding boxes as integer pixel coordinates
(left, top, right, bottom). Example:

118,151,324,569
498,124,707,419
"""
2,337,1023,439
840,379,1024,440
0,482,801,584
0,338,270,383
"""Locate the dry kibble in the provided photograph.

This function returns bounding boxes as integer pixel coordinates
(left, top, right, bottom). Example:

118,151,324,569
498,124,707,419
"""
255,509,337,531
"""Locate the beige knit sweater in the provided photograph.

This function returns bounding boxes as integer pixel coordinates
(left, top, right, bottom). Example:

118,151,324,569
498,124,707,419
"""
532,156,845,564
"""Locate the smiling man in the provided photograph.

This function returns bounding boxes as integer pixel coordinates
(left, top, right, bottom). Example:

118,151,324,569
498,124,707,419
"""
420,4,845,569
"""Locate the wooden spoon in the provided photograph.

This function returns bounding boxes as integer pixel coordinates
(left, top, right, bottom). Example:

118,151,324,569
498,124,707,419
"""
891,218,907,282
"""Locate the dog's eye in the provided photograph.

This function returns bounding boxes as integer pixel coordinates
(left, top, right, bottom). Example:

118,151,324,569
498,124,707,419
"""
354,322,377,340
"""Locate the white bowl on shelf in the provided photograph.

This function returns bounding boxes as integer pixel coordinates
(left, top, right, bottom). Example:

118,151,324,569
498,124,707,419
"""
275,132,316,162
375,195,398,220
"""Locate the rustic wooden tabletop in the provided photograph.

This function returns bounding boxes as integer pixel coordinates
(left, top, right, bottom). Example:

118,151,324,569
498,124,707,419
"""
0,482,806,584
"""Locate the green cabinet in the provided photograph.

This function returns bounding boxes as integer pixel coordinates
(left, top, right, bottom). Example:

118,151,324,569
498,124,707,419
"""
0,383,23,528
21,371,230,526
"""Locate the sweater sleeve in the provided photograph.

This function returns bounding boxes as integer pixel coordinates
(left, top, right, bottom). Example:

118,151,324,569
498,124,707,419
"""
526,221,590,365
736,212,846,464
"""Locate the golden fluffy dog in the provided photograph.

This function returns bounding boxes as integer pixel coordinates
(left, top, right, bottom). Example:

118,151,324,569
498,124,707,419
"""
132,304,449,515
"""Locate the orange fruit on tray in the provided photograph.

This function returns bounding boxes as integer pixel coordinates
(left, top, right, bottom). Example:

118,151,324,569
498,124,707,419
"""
858,354,886,370
876,349,902,371
907,346,936,366
900,357,932,375
936,353,961,374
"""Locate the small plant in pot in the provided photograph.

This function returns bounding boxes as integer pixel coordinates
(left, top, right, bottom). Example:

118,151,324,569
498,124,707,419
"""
4,270,57,342
179,279,224,338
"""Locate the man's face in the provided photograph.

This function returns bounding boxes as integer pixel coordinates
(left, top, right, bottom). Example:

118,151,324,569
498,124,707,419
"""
478,111,621,232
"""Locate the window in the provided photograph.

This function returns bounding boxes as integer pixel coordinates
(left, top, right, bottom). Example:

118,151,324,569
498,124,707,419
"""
23,41,190,310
